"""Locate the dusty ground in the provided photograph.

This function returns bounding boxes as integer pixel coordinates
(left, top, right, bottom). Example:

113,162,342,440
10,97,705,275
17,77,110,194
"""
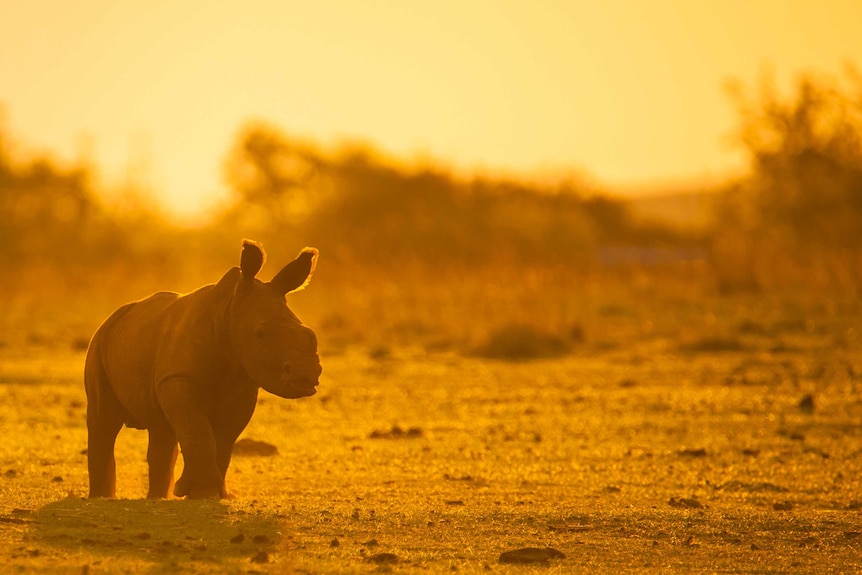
0,302,860,574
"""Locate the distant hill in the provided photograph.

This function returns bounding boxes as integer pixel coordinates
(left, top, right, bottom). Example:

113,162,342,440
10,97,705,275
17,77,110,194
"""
614,184,724,232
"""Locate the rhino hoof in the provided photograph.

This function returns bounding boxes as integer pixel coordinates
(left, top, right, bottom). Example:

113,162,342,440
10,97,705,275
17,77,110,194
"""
173,476,190,498
187,486,221,500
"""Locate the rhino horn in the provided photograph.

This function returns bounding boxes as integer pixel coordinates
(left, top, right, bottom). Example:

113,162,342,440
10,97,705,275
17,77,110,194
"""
270,248,318,295
240,239,266,281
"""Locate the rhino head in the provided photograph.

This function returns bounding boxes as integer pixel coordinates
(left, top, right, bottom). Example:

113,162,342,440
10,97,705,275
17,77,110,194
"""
228,240,322,399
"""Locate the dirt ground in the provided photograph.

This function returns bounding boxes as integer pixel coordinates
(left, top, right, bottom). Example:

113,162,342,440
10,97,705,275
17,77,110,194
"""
0,304,860,574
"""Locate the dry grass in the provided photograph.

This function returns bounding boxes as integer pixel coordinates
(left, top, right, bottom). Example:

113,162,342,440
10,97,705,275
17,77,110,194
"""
0,274,860,573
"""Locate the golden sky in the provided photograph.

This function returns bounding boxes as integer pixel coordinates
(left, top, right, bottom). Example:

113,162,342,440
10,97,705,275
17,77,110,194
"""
2,0,861,217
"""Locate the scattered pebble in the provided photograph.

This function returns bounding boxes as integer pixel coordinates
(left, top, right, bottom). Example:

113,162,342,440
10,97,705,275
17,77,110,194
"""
233,438,279,457
678,448,708,458
329,538,340,548
367,552,398,564
369,425,423,439
498,547,565,565
230,533,245,544
443,474,473,482
797,394,815,414
668,497,703,509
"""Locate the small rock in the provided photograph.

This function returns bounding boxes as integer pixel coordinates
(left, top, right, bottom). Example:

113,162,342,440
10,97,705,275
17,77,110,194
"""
668,497,703,509
369,425,424,439
252,535,271,544
498,547,565,565
233,438,279,457
329,538,340,548
773,502,793,511
678,448,708,458
362,539,379,547
250,551,269,564
52,476,64,483
443,474,473,482
367,552,398,564
230,533,245,544
135,532,152,540
71,337,91,351
797,394,815,414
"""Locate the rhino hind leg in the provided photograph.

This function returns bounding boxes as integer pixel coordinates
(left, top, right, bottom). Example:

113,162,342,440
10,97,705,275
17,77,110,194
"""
146,424,178,499
85,359,125,498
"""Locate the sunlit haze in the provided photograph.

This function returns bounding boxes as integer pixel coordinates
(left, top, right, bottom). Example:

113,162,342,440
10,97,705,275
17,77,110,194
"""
2,0,861,217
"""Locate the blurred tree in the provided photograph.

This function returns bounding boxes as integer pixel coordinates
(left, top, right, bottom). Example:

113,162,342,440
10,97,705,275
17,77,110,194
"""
716,68,862,290
223,123,326,225
221,121,688,272
0,126,96,265
0,118,178,278
727,68,862,248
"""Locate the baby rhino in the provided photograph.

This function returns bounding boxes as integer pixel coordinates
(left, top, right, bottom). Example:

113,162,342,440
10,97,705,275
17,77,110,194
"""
85,240,322,499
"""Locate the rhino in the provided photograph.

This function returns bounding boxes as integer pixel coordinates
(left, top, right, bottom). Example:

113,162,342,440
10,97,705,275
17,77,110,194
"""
84,240,322,499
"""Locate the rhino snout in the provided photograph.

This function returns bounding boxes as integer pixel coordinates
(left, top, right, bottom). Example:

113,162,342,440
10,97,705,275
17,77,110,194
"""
280,358,322,384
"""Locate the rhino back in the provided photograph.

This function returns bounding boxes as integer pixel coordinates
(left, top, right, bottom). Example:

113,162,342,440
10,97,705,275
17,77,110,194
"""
88,291,182,428
88,273,241,429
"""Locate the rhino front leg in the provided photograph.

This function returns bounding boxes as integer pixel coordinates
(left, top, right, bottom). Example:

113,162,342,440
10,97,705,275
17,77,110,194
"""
146,423,178,499
157,378,223,499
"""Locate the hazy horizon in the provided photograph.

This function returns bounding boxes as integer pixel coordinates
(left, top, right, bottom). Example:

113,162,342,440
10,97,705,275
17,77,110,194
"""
2,0,860,218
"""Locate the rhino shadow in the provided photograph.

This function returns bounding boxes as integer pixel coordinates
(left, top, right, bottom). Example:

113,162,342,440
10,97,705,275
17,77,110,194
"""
33,497,282,571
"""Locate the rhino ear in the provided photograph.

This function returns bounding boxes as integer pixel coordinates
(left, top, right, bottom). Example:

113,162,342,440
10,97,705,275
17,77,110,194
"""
240,239,266,281
270,248,318,295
